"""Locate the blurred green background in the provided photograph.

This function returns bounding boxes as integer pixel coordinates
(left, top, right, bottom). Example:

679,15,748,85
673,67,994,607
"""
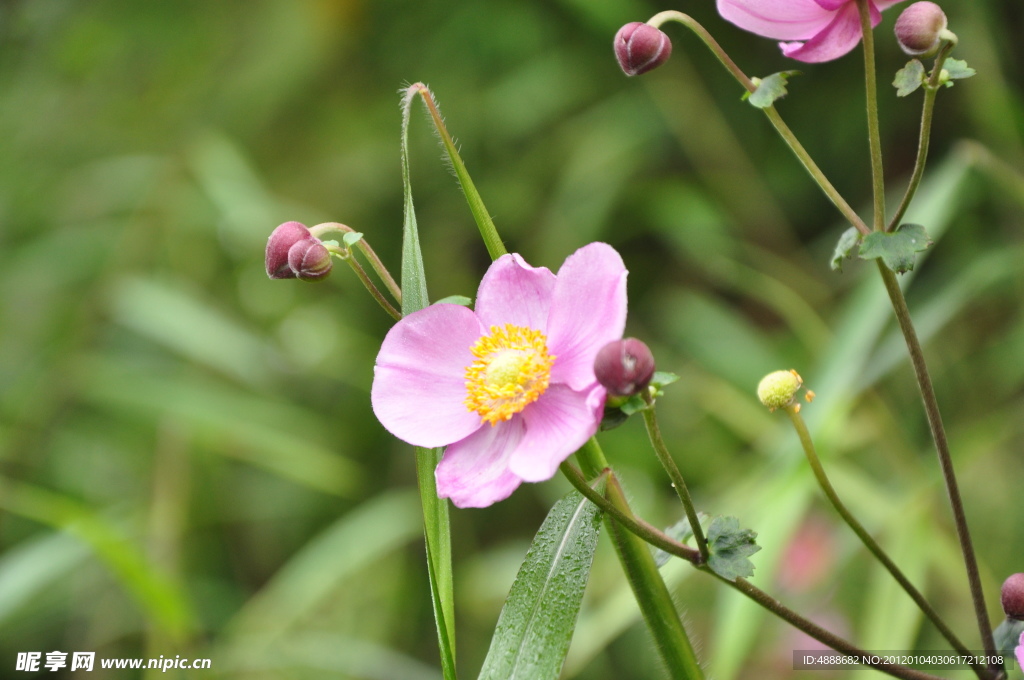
1,0,1022,678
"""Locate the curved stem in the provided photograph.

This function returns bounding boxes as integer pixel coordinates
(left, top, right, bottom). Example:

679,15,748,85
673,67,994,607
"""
887,42,955,231
876,263,1000,674
325,245,402,321
784,405,980,671
857,0,886,231
605,475,706,680
310,222,403,303
559,463,946,680
640,404,709,561
647,11,870,235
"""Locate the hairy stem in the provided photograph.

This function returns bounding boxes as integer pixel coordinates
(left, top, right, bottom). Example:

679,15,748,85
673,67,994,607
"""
325,246,402,320
876,262,999,674
310,222,403,303
784,405,980,672
559,463,946,680
640,404,709,561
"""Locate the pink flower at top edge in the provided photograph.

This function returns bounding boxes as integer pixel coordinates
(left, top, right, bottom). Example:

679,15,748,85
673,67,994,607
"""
717,0,906,63
371,243,627,508
1017,631,1024,672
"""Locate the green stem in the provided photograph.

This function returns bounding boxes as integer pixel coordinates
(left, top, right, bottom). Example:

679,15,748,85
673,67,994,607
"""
605,475,706,680
559,464,945,680
886,42,955,232
325,246,402,321
406,83,508,261
784,405,980,671
573,440,704,679
876,262,1000,674
857,0,886,231
647,11,870,236
310,222,403,303
560,462,702,564
640,405,709,561
415,448,457,680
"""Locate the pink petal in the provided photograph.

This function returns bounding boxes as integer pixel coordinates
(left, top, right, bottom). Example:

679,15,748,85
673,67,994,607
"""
780,2,879,62
436,419,525,508
874,0,907,9
717,0,836,40
509,384,605,483
546,243,628,391
1016,631,1024,672
475,253,556,333
371,304,485,448
814,0,847,10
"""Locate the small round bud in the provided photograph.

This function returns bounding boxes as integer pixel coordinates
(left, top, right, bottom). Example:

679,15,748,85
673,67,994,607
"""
1001,573,1024,620
267,221,315,279
614,22,672,77
287,238,332,281
894,2,948,56
594,338,656,397
757,370,803,412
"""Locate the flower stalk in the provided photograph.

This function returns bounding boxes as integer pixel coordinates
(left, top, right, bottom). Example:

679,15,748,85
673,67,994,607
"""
856,0,887,231
783,403,979,671
646,11,870,235
640,400,709,561
309,222,403,303
876,262,1000,674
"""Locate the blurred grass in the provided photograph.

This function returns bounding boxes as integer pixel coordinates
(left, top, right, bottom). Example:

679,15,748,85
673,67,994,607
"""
1,0,1023,678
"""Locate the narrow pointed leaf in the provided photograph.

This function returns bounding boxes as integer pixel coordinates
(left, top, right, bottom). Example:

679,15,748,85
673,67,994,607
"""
477,483,605,680
401,86,456,680
406,83,507,261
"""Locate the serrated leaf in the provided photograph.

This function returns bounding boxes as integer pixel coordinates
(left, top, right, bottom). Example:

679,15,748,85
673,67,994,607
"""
831,226,862,272
893,59,925,97
477,484,605,680
342,231,364,247
706,516,760,581
433,295,472,306
745,70,800,109
652,513,706,567
943,58,976,80
618,394,648,416
857,223,932,274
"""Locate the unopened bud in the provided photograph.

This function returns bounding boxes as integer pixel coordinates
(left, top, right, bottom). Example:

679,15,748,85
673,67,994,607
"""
287,238,332,281
594,338,656,397
757,370,803,412
894,2,948,56
614,22,672,77
266,221,333,281
1002,573,1024,620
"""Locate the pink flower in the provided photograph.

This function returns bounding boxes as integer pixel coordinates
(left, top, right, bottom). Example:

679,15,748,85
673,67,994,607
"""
717,0,906,63
1017,631,1024,673
372,243,627,508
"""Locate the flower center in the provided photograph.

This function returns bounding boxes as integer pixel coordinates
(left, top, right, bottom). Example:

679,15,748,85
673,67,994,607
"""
464,324,555,426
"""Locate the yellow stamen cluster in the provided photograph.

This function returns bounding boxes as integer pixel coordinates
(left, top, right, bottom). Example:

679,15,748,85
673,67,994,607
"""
464,324,555,425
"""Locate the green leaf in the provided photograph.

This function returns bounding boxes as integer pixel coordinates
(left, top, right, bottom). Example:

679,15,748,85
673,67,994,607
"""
744,71,800,109
706,516,760,581
401,88,456,680
477,483,605,680
942,58,976,81
406,83,507,262
893,60,925,97
857,223,933,274
342,231,364,248
433,295,473,306
993,617,1024,657
831,226,862,272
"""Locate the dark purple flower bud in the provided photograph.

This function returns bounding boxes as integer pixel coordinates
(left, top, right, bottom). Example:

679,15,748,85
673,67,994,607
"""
287,238,332,281
1002,573,1024,620
894,2,948,56
594,338,656,397
614,22,672,77
266,221,315,279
